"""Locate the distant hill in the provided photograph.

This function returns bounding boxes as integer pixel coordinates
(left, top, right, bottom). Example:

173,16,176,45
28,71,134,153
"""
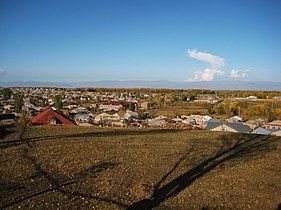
0,80,281,90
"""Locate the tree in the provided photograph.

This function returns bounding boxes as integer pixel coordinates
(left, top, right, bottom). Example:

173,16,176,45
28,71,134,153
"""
267,110,275,122
228,101,241,116
214,104,226,115
166,93,176,105
128,103,135,111
54,95,63,111
14,92,24,113
156,96,165,107
230,107,238,116
207,103,214,115
95,96,101,103
63,109,70,117
19,112,30,126
1,88,13,101
138,110,148,120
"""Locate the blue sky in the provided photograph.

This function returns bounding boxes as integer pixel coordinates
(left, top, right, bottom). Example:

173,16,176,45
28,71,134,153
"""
0,0,280,82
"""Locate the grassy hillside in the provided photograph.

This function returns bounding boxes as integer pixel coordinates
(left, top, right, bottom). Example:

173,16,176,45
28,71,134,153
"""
0,125,281,209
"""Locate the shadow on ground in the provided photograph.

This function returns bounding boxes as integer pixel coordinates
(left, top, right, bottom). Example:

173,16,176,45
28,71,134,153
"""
0,125,14,140
1,147,126,209
127,133,278,209
0,128,184,148
0,126,279,209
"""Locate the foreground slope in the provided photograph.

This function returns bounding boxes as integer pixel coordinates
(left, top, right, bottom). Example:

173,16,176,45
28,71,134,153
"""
0,126,281,209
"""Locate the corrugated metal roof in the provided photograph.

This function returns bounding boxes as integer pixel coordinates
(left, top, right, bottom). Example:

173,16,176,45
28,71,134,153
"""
206,120,251,133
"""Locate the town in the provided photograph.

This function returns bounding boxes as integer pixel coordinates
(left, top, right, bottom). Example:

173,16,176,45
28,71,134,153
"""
1,0,281,208
1,87,281,136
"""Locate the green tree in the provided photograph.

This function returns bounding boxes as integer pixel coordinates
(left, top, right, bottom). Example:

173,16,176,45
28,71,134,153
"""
95,96,101,103
138,110,148,120
207,103,214,114
217,104,226,114
14,92,24,113
54,95,63,111
267,110,275,122
230,107,238,116
128,103,135,111
1,88,13,101
166,93,176,104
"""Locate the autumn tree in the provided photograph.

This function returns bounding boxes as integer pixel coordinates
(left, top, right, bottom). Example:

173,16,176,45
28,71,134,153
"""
19,112,30,126
156,96,165,107
214,104,226,114
228,101,241,116
274,108,281,119
14,92,24,113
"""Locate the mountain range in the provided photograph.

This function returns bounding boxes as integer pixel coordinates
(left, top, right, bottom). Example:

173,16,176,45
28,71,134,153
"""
0,80,281,90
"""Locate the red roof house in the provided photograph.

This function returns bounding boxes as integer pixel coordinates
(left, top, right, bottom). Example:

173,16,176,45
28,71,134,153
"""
31,108,76,126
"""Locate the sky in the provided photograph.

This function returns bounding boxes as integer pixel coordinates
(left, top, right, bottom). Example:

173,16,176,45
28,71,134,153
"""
0,0,280,82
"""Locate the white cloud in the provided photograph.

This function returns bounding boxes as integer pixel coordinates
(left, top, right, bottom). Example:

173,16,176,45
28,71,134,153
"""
188,69,224,82
230,69,251,78
187,49,225,68
230,69,239,78
186,49,252,82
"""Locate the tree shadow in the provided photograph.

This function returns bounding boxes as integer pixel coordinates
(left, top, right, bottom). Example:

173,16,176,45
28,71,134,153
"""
0,125,14,140
127,134,279,209
0,128,183,149
1,130,279,209
1,147,127,209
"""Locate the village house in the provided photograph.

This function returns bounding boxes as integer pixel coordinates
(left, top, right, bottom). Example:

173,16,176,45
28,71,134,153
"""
64,104,78,110
94,113,120,124
227,115,243,123
148,118,166,127
252,127,272,135
206,119,251,133
124,110,138,119
148,115,167,127
74,113,94,124
244,118,265,130
197,94,216,101
90,104,97,109
263,120,281,131
99,100,137,111
140,101,148,110
3,104,14,112
22,101,42,114
182,118,196,125
70,107,88,114
171,117,183,123
99,101,123,111
272,130,281,136
273,96,281,101
31,107,76,126
246,96,258,100
195,94,219,104
188,115,212,128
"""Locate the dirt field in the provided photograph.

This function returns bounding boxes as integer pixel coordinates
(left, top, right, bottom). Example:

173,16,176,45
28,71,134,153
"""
1,125,281,209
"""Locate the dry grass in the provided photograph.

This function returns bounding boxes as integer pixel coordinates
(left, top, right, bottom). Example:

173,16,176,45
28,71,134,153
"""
0,125,281,209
